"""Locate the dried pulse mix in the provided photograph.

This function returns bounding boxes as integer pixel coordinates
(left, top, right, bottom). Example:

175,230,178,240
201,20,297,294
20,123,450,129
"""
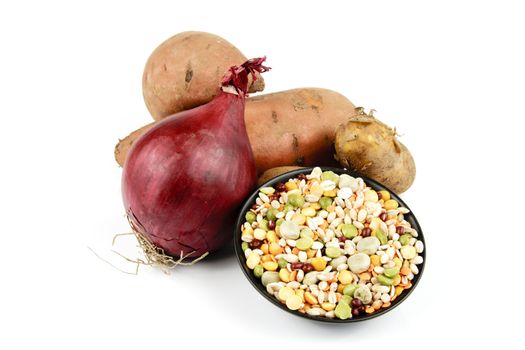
240,167,424,320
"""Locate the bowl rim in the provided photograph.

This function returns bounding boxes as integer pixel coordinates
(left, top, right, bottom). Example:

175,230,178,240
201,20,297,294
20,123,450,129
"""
233,166,425,323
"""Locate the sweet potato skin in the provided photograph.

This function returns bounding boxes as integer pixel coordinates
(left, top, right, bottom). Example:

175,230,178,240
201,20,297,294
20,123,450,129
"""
114,122,155,167
257,166,304,186
116,88,356,173
143,31,264,120
245,88,356,172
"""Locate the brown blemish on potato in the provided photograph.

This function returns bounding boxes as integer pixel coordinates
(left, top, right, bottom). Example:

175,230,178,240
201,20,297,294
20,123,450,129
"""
163,64,168,71
295,156,305,166
312,105,321,118
271,111,278,123
292,134,299,150
185,67,193,83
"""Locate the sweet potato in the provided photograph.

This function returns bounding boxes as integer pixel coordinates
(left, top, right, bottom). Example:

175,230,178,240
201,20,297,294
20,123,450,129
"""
143,31,265,120
114,122,155,167
246,88,356,172
116,88,357,172
334,108,416,193
257,166,304,186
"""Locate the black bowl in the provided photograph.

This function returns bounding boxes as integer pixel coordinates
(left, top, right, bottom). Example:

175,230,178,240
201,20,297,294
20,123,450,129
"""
234,167,425,323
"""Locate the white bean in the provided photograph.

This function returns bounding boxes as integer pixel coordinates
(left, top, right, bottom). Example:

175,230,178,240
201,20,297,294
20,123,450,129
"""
335,206,345,218
298,251,307,263
307,308,321,316
305,194,320,203
318,274,330,282
357,209,367,222
353,221,364,230
374,266,384,274
317,290,325,304
415,240,424,253
337,187,352,200
328,291,337,304
344,246,355,255
296,269,304,282
380,294,391,303
312,241,324,250
287,281,300,289
331,218,342,228
398,207,410,214
413,256,424,265
307,217,318,230
283,254,298,263
337,264,349,271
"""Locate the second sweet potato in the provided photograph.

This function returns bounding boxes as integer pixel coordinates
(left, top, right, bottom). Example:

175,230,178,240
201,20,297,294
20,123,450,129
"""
115,88,357,173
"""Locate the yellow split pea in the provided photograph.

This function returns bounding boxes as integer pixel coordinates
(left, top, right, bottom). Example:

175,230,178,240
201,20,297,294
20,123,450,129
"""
310,257,327,271
338,270,353,284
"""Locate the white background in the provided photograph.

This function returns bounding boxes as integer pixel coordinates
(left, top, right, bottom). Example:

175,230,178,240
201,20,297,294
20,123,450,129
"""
0,0,522,348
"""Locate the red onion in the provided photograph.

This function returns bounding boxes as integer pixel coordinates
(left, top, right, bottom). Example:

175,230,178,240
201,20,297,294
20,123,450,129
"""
122,57,269,259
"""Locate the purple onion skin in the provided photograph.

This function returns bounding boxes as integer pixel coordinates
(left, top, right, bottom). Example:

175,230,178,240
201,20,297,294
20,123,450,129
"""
122,91,256,257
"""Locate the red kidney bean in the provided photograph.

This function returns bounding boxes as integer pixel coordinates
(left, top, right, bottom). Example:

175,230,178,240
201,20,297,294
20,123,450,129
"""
396,226,405,234
275,183,286,192
351,298,363,308
302,263,313,273
361,227,372,237
377,192,383,200
291,262,304,270
297,173,307,181
268,220,276,230
379,212,388,221
249,239,262,249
